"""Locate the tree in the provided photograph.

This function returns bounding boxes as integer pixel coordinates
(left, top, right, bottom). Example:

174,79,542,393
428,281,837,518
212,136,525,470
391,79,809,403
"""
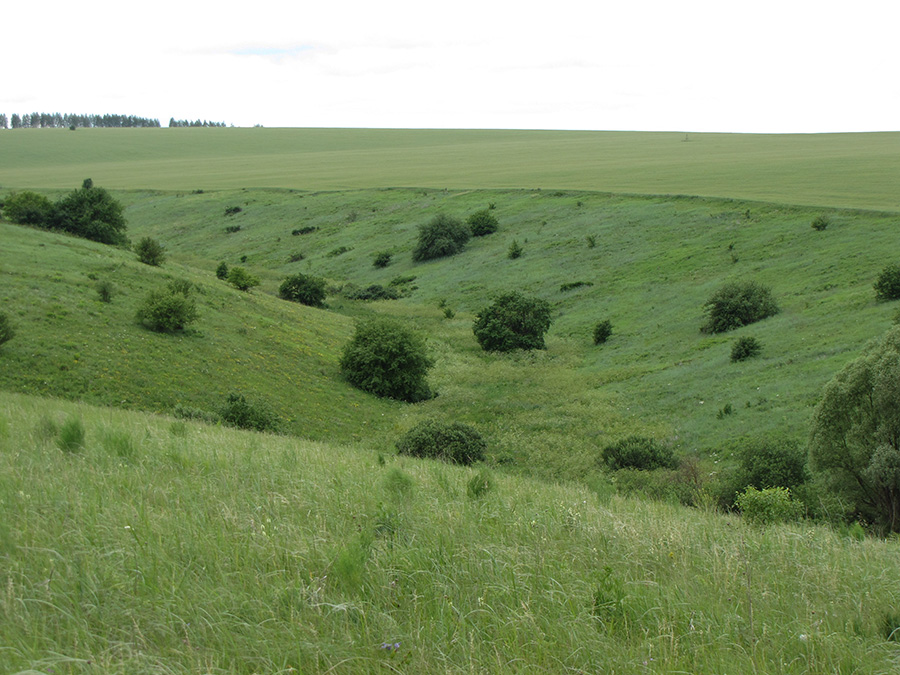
134,237,166,266
50,183,128,245
809,326,900,532
339,318,434,402
412,213,470,262
700,281,779,334
279,273,326,307
473,292,553,352
1,191,54,225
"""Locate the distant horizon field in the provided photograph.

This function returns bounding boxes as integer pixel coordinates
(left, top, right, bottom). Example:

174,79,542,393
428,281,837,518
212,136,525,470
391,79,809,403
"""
1,127,899,211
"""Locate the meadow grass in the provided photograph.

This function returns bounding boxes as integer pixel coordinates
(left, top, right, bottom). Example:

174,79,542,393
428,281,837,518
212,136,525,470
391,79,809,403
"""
1,391,899,673
1,128,899,211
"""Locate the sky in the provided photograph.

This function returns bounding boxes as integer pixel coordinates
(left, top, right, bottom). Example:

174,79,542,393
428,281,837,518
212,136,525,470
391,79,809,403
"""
3,0,898,132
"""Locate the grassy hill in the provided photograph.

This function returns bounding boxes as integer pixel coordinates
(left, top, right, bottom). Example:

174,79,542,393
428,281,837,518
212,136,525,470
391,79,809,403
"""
1,128,899,211
2,391,899,673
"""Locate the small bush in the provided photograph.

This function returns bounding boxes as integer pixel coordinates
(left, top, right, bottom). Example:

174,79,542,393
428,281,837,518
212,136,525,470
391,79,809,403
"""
0,312,16,348
287,251,304,263
173,404,220,425
731,336,762,362
96,280,114,303
326,246,351,258
601,436,678,471
340,318,434,402
560,281,593,292
585,235,597,249
412,213,470,261
373,251,393,268
219,392,280,432
344,284,399,301
396,420,486,465
473,292,552,352
227,266,260,292
874,263,900,301
291,226,318,236
57,416,85,453
215,261,229,279
736,486,803,525
389,275,417,287
134,236,165,266
701,281,779,333
811,215,830,231
467,468,496,499
224,206,242,216
136,288,199,333
279,273,326,307
507,240,523,259
593,319,613,345
467,209,499,236
224,225,242,234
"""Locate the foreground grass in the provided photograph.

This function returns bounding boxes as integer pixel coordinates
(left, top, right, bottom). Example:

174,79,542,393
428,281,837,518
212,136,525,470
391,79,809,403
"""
1,128,899,211
1,391,899,673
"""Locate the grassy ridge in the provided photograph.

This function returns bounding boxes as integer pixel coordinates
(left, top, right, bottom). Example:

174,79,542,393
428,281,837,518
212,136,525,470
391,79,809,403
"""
1,128,899,211
2,391,899,673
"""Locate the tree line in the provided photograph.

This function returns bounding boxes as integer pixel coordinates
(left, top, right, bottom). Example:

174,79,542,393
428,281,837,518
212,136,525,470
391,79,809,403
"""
0,113,231,129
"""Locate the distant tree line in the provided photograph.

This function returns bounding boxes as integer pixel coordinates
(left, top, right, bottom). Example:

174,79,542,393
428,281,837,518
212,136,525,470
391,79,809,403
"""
167,118,228,128
0,113,161,129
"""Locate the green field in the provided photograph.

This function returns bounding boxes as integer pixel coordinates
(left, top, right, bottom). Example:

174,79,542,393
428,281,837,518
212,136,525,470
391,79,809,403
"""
2,128,899,211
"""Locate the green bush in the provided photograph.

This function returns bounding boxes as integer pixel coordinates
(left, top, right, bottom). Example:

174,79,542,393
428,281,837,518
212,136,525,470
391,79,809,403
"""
467,209,499,236
507,240,523,259
344,284,399,301
215,261,229,279
227,266,260,292
136,287,199,333
1,191,54,225
412,213,470,262
96,280,114,303
601,436,678,471
811,215,830,231
718,437,809,507
731,336,762,362
373,251,393,268
340,318,434,402
0,312,15,349
593,319,613,345
50,183,128,245
396,420,486,465
57,416,86,453
173,404,220,425
219,392,280,432
874,263,900,301
701,281,779,333
473,292,552,352
467,468,496,498
735,486,803,525
279,273,326,307
134,236,165,266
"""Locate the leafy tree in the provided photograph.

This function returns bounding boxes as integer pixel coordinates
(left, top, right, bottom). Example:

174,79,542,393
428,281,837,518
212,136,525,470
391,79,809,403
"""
473,292,552,352
339,318,434,402
226,266,260,292
1,191,54,225
396,420,486,465
412,213,470,262
0,312,15,348
278,273,326,307
50,183,128,245
809,326,900,532
701,281,779,334
134,237,165,266
467,209,499,236
874,263,900,302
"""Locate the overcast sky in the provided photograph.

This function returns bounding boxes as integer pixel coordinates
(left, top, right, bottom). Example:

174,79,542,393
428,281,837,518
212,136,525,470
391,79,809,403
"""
3,0,898,132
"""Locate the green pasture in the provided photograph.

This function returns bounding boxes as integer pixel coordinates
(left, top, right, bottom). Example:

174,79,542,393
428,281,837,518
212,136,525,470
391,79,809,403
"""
1,127,898,211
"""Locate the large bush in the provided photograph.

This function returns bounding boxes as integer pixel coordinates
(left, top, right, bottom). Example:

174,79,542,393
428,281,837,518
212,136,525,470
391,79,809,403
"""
874,263,900,301
50,183,128,245
1,191,55,225
809,326,900,532
135,284,199,333
279,273,326,307
412,213,470,262
601,436,678,471
473,292,552,352
339,318,434,402
701,281,779,333
396,420,486,465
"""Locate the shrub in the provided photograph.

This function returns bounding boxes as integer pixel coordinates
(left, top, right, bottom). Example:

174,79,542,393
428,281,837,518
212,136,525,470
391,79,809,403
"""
224,225,241,234
473,292,552,352
560,281,593,292
874,263,900,301
809,325,900,532
344,284,399,301
811,215,830,231
1,191,54,225
396,420,486,465
279,273,326,307
412,213,470,261
467,209,498,236
287,252,304,263
219,392,280,432
601,436,678,471
136,287,199,333
326,246,351,258
718,437,809,507
96,280,114,303
731,336,762,362
735,486,803,525
134,236,165,266
373,251,393,268
507,240,523,259
57,416,86,453
291,226,318,236
0,312,15,349
215,261,229,279
224,205,242,216
227,266,260,292
701,281,779,334
50,183,127,245
467,468,496,498
593,319,613,345
340,318,434,402
173,404,220,425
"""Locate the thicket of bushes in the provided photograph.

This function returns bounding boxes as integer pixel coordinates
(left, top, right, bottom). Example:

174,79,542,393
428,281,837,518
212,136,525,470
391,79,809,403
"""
279,273,326,307
412,214,470,261
396,420,486,465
